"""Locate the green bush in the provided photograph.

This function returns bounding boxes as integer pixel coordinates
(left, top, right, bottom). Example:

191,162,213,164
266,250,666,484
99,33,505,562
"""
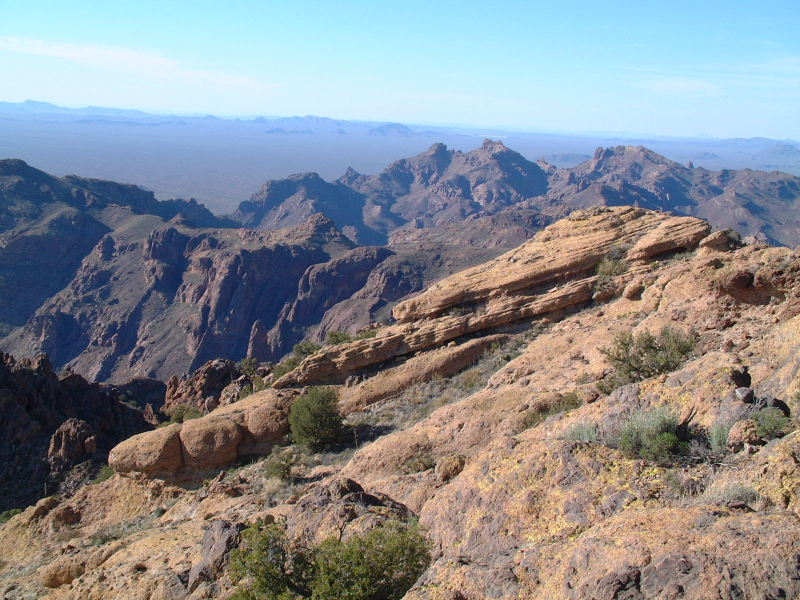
753,407,790,439
326,331,352,345
595,256,628,289
354,328,378,340
400,454,436,475
615,407,686,462
263,447,302,483
562,422,599,443
289,387,343,452
92,464,116,484
709,422,731,454
231,520,430,600
598,327,698,393
522,390,583,430
237,357,259,378
0,508,22,523
166,405,203,423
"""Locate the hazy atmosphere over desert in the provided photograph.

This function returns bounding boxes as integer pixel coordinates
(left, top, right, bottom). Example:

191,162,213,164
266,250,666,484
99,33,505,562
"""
1,2,800,599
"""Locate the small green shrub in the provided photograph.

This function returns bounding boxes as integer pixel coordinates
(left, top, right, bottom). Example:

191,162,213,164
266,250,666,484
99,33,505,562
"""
326,331,352,345
0,508,22,523
701,482,762,508
522,391,583,430
615,407,687,463
709,422,732,454
165,405,203,423
753,407,790,439
562,422,599,443
294,340,322,358
595,256,628,289
92,464,115,484
263,447,302,483
237,357,259,378
230,520,430,600
239,375,269,401
289,387,343,452
598,327,698,394
354,328,378,340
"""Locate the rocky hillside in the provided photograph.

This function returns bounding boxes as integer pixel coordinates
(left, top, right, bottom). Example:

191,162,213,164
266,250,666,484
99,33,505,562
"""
2,207,799,599
0,353,150,513
0,160,500,380
2,142,800,386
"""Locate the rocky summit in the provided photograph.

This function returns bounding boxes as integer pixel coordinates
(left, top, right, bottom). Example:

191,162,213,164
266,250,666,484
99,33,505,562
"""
2,203,800,599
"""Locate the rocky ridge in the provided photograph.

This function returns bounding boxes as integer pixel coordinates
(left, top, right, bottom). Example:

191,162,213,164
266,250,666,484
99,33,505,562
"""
2,207,800,599
3,142,800,385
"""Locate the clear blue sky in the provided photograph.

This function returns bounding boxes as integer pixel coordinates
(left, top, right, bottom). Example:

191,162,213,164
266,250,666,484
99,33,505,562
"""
1,0,798,138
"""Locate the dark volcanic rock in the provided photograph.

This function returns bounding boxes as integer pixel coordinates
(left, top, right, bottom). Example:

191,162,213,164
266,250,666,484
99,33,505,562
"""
164,358,241,415
0,352,150,511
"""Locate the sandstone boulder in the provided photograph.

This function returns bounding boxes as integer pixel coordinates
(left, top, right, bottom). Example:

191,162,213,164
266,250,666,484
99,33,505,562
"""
180,416,243,471
109,423,184,475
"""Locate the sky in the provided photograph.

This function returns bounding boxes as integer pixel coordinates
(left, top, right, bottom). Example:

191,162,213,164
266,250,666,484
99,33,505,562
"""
0,0,798,139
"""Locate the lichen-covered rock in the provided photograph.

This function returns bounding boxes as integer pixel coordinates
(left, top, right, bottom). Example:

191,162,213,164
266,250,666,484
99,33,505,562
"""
727,419,761,451
435,455,466,483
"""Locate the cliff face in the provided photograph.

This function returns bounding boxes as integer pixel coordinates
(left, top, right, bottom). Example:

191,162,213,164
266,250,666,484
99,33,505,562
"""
4,207,800,599
0,353,150,512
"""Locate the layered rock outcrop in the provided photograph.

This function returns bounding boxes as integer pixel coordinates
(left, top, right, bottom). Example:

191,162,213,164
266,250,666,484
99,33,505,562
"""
274,207,710,387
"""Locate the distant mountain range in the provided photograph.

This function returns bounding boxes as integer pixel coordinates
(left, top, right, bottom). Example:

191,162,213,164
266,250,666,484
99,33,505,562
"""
1,100,798,213
1,141,799,383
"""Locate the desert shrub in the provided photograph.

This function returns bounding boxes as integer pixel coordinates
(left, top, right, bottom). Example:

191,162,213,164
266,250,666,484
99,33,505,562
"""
166,405,203,423
289,387,343,452
709,421,732,454
597,327,698,393
294,340,322,358
522,390,583,430
400,454,436,474
354,328,378,340
326,331,352,345
231,520,430,600
663,470,706,502
239,375,269,401
237,357,259,378
0,508,22,523
312,521,430,600
700,482,762,508
92,464,115,484
562,421,599,443
752,407,790,439
263,447,302,483
614,407,687,463
595,256,628,289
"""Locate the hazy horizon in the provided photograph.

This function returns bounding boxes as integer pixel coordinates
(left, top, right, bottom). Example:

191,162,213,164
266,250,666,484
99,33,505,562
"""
1,0,798,139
